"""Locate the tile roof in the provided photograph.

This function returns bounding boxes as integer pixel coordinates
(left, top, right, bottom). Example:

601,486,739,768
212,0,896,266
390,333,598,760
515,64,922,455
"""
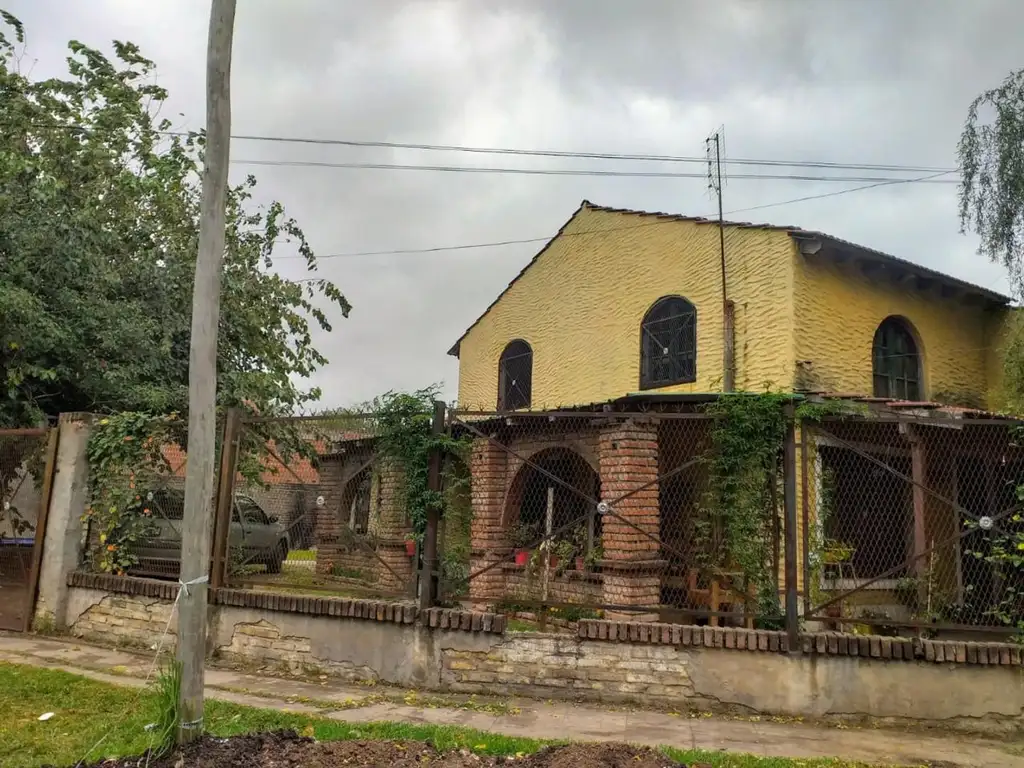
447,200,1011,357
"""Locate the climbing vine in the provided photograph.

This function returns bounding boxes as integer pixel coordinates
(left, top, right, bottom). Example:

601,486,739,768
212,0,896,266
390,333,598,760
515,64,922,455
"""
85,412,178,574
696,391,865,623
367,387,469,541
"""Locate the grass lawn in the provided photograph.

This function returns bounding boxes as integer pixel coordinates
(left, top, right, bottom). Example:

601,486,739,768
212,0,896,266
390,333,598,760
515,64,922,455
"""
285,549,316,562
0,662,881,768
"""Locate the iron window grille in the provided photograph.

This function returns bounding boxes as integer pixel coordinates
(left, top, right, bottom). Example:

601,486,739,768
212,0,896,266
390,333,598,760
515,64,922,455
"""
498,339,533,410
872,317,921,401
640,296,697,389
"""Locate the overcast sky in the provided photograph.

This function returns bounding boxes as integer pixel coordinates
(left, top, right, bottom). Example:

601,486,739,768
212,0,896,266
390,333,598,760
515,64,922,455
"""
7,0,1022,407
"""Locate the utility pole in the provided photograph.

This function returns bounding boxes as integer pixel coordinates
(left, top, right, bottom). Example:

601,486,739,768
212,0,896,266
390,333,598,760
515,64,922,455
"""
177,0,236,743
707,128,734,392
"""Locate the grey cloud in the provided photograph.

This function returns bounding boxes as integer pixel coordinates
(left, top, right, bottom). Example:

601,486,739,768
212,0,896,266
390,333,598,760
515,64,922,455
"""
5,0,1021,406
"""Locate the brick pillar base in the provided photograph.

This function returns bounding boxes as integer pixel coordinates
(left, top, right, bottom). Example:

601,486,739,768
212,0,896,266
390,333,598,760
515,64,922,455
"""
468,438,509,609
599,419,663,622
373,460,415,593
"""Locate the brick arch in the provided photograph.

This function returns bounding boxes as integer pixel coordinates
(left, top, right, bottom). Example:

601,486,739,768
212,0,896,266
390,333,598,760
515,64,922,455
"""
501,446,601,535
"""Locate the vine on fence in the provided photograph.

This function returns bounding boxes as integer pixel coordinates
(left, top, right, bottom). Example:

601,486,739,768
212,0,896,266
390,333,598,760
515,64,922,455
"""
85,412,177,574
696,392,864,624
368,388,469,541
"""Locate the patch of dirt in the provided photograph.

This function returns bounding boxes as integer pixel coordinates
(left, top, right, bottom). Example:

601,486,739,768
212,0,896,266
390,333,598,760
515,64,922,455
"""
67,730,691,767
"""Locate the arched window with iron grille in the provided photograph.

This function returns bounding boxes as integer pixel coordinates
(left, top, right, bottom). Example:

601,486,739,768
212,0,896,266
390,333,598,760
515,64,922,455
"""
498,340,533,410
872,316,922,400
640,296,697,390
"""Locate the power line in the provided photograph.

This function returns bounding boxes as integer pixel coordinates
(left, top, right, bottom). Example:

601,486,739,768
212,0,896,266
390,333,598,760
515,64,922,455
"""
14,119,959,175
14,120,958,176
272,171,954,261
234,157,959,184
218,131,955,175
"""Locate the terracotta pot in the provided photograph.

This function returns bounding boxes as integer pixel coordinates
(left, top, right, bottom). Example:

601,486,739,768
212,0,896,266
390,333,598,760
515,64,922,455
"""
405,539,417,557
514,549,530,566
549,556,560,569
575,557,585,571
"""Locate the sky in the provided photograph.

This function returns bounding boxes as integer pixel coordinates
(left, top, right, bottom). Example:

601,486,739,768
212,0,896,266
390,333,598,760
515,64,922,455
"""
6,0,1022,407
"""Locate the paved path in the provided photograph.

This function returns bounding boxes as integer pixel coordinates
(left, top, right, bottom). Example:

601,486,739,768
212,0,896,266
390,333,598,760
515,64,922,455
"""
1,634,1020,767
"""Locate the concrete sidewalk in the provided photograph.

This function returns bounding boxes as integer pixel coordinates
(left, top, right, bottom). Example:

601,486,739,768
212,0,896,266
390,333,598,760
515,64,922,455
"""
0,634,1019,767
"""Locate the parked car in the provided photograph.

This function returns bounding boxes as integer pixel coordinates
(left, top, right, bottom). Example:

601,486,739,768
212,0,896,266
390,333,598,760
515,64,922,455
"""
131,489,289,577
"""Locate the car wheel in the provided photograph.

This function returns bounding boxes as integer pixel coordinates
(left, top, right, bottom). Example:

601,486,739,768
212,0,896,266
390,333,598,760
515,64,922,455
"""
265,542,287,574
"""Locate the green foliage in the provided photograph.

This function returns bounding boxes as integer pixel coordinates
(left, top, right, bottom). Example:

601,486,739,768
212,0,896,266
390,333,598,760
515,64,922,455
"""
697,392,790,617
0,13,348,429
366,388,469,539
151,659,183,758
958,68,1024,284
84,412,177,574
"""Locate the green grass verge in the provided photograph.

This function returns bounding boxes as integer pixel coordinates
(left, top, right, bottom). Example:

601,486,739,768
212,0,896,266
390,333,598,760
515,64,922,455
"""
0,662,879,768
285,549,316,562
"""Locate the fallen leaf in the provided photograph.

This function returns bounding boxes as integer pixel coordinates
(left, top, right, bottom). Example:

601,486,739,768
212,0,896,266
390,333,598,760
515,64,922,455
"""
38,712,54,721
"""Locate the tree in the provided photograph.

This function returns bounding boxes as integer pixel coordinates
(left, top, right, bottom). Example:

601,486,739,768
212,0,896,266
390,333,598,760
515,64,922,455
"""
958,68,1024,289
0,11,350,430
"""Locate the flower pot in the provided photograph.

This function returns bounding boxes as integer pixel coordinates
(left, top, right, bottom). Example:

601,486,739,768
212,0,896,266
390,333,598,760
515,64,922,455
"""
514,549,530,566
549,555,560,569
575,557,585,571
405,539,417,557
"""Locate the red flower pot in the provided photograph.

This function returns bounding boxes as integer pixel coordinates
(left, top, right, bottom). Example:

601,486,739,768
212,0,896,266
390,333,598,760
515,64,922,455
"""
405,539,417,557
549,556,560,569
575,557,585,571
514,549,529,566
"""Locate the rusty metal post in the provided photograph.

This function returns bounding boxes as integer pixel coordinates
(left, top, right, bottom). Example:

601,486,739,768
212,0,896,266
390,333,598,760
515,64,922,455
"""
210,407,242,589
419,400,445,610
24,426,60,632
783,401,799,649
800,424,811,618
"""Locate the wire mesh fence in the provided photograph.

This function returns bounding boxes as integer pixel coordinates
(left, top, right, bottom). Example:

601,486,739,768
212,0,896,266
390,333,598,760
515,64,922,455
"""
65,399,1024,640
0,428,53,630
222,413,418,602
801,415,1024,636
448,408,788,630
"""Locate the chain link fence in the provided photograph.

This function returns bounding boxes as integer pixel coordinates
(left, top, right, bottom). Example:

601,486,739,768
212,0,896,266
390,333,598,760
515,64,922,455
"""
802,415,1024,636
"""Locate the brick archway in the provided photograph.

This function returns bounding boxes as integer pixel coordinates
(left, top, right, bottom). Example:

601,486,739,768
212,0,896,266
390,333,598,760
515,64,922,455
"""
501,446,601,538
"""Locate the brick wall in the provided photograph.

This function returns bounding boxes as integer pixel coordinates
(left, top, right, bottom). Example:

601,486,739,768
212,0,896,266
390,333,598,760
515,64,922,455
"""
60,573,1024,733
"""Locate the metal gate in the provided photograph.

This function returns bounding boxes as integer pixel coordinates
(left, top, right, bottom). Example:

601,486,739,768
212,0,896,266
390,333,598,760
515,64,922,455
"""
0,428,58,631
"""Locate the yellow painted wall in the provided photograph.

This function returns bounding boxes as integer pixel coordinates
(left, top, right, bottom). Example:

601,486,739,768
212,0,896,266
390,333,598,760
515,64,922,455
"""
792,254,1006,408
455,206,798,409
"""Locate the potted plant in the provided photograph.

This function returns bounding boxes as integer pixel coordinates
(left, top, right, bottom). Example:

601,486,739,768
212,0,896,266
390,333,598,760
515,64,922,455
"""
405,535,417,557
584,543,604,572
571,525,588,571
553,539,575,574
509,521,539,566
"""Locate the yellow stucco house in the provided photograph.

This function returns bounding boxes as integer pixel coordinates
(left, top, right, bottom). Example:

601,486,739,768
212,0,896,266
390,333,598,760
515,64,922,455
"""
450,200,1011,411
448,201,1022,632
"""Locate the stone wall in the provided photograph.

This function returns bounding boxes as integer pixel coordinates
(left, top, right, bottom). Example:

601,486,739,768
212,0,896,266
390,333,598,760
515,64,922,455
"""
61,573,1024,734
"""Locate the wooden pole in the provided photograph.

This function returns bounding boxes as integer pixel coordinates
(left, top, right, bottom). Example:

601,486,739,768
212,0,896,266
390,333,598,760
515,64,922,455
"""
210,407,242,590
177,0,236,744
783,401,799,649
419,400,445,610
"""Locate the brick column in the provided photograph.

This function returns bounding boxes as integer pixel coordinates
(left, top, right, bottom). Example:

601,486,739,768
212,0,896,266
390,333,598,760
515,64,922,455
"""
598,419,664,621
468,438,509,609
314,458,345,576
373,460,415,592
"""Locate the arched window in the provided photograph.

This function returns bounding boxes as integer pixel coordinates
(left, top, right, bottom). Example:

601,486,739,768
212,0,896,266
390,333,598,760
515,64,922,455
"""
498,340,532,410
640,296,697,390
872,317,922,400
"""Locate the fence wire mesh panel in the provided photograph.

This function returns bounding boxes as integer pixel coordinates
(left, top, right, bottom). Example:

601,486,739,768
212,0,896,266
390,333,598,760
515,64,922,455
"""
0,428,51,631
79,419,207,582
801,415,1024,637
222,414,417,602
450,408,786,631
